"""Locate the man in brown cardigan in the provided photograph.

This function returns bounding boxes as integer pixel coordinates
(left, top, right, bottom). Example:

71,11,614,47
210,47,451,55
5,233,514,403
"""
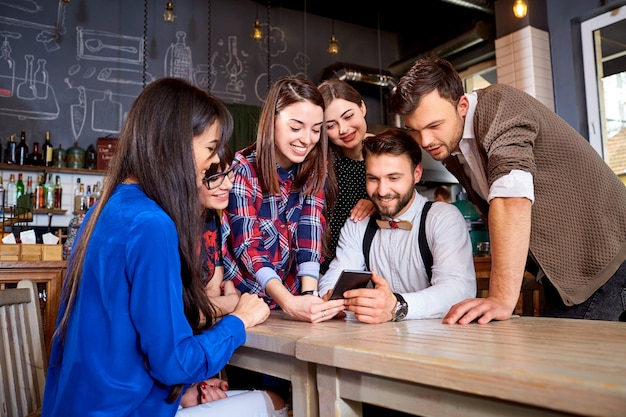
388,58,626,323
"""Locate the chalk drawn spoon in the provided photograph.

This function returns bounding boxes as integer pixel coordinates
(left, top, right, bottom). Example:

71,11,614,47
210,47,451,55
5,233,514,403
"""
84,39,137,54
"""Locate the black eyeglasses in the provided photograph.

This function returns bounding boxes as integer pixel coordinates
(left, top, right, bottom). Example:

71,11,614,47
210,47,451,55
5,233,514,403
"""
202,160,240,190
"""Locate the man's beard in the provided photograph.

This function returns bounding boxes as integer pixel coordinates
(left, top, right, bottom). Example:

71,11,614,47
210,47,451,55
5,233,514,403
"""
372,188,414,218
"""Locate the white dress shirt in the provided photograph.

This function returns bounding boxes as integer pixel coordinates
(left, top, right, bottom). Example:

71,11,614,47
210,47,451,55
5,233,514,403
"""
454,91,535,203
319,193,476,320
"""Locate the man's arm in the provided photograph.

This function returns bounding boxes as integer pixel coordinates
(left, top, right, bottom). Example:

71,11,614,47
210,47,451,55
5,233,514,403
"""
443,196,531,324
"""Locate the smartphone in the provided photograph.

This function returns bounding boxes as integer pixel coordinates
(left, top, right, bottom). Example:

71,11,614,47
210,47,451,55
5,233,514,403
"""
328,270,373,300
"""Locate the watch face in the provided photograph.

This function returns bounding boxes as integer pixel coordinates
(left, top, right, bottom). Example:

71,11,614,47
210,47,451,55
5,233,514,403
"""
393,293,408,321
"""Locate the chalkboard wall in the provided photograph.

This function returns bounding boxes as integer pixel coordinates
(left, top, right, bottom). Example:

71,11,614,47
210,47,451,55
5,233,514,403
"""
0,0,398,153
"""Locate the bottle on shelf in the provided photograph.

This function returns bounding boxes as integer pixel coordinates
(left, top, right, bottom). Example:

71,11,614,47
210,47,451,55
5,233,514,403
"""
74,182,85,214
35,174,45,209
0,176,5,209
17,131,28,165
85,185,93,209
93,181,102,204
26,175,34,211
44,173,55,209
52,144,66,168
66,140,85,169
26,175,33,195
15,172,24,202
85,144,97,170
6,134,16,164
54,175,62,209
27,141,42,166
6,173,16,207
41,131,53,167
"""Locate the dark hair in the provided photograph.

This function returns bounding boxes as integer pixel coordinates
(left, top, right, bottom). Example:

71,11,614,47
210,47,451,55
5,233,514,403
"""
317,79,365,206
57,77,232,400
388,58,464,115
362,128,422,169
434,185,452,202
247,75,327,195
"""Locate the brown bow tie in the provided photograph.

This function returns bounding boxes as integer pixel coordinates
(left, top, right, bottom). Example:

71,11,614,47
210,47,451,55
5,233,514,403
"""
376,219,413,230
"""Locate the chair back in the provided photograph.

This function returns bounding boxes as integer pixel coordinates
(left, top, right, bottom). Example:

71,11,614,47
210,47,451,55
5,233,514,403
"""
0,280,46,417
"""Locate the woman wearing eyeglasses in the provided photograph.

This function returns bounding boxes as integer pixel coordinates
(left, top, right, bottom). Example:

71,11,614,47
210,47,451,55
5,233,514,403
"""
42,78,273,417
225,76,346,323
177,146,288,416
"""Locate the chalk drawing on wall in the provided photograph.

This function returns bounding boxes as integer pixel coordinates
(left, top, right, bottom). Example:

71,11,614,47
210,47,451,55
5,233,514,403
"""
77,27,144,65
193,59,217,91
0,1,67,51
0,46,59,120
97,67,154,85
66,80,86,143
253,25,304,102
0,31,21,98
91,90,122,134
165,31,193,83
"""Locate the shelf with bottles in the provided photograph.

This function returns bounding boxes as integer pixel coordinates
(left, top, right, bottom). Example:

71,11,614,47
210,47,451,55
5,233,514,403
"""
0,163,106,176
32,209,67,215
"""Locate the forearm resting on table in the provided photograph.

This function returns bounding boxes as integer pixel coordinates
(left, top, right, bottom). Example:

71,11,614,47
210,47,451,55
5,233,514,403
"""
488,197,532,309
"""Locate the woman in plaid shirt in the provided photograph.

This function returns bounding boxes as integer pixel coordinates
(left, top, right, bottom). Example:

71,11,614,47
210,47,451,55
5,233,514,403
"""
225,76,346,322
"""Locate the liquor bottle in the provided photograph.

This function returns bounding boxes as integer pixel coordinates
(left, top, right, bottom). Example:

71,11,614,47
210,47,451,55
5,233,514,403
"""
41,131,53,167
27,141,42,166
93,181,102,204
26,175,33,194
26,175,34,210
85,144,97,169
74,182,84,213
17,131,28,165
35,174,45,209
54,175,62,209
16,172,24,202
0,176,5,208
44,173,55,209
6,173,16,207
6,134,16,164
85,185,93,209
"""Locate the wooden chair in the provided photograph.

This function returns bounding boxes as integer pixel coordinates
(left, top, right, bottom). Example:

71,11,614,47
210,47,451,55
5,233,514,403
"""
0,280,46,417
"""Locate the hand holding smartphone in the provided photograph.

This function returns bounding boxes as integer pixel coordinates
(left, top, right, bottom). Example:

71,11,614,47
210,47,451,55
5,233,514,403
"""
328,270,373,300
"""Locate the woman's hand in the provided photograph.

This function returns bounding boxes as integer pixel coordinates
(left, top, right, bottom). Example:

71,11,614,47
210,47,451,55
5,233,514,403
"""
350,199,376,222
282,294,347,323
179,378,229,408
205,267,240,316
230,292,270,328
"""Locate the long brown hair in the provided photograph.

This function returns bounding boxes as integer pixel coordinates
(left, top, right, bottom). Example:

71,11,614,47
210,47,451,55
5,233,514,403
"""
56,77,233,400
317,79,365,218
247,75,327,195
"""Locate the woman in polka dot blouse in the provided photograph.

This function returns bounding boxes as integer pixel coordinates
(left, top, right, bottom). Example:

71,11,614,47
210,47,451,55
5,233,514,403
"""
318,79,376,275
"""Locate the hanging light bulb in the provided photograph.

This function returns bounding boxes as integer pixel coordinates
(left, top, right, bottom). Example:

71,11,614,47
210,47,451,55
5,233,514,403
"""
61,0,71,3
252,18,263,41
513,0,528,18
328,34,339,55
327,20,338,55
163,1,176,23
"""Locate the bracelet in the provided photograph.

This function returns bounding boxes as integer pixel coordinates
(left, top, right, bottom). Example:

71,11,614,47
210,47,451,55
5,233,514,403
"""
300,290,319,296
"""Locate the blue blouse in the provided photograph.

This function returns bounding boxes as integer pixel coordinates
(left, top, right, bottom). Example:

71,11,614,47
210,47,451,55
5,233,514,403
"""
42,184,246,417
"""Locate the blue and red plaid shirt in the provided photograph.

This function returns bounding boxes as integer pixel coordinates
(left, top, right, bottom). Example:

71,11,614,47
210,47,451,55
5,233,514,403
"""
224,149,326,309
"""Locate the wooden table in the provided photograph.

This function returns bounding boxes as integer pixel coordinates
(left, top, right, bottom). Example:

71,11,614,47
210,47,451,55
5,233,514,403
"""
296,317,626,417
229,311,375,417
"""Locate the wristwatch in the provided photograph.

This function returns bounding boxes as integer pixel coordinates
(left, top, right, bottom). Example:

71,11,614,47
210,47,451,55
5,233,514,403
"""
300,290,319,296
391,293,408,322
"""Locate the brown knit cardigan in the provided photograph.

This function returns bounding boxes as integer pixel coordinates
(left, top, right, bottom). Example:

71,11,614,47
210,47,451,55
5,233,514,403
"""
443,84,626,305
